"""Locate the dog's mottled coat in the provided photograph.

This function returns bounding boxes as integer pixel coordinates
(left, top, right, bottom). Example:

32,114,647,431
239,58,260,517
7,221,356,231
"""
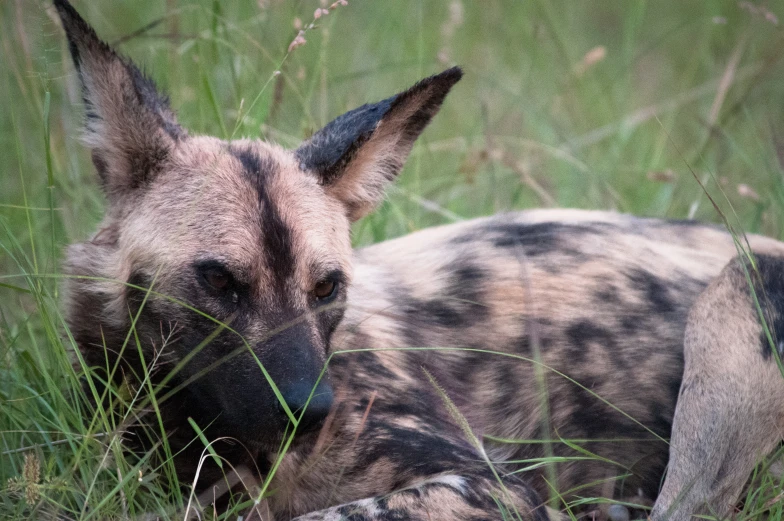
54,1,784,520
265,212,784,520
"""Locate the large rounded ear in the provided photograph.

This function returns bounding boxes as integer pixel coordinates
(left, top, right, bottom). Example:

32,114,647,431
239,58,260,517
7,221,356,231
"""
295,67,462,222
54,0,186,203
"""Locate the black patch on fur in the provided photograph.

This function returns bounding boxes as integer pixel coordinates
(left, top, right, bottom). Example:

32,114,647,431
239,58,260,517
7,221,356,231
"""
486,222,565,253
749,254,784,359
230,145,296,286
626,268,676,314
568,382,624,439
489,362,520,413
447,350,494,395
594,280,622,305
565,320,623,366
297,96,394,184
346,349,397,380
231,145,268,181
397,263,490,335
619,314,639,334
355,421,479,480
660,217,721,230
478,222,611,262
416,300,462,327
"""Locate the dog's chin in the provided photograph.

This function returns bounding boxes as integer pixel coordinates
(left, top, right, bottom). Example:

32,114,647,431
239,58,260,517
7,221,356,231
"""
252,428,323,463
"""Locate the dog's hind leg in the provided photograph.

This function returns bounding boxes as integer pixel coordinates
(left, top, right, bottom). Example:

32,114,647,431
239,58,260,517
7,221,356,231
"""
651,254,784,521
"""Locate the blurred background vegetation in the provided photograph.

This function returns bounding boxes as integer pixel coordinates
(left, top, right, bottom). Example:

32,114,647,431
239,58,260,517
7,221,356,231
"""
2,0,784,519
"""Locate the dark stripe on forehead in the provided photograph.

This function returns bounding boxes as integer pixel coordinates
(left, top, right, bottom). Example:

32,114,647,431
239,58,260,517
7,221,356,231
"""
231,144,267,180
229,144,295,285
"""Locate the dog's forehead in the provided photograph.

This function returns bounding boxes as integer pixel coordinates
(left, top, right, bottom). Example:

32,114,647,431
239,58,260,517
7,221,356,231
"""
124,136,351,273
170,138,279,216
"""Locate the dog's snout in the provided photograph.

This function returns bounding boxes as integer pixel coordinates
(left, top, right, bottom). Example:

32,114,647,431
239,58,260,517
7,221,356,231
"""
279,380,334,434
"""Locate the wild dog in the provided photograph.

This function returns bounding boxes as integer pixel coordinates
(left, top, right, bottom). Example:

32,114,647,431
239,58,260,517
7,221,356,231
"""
54,1,784,519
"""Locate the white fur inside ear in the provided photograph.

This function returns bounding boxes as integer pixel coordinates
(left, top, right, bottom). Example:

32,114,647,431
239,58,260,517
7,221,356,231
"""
64,61,108,152
325,137,401,222
65,239,130,330
80,121,108,151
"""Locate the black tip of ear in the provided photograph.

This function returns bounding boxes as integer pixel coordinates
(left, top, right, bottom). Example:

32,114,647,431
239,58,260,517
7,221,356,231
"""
53,0,79,21
53,0,110,70
295,67,463,185
383,66,463,141
394,66,463,107
422,66,464,91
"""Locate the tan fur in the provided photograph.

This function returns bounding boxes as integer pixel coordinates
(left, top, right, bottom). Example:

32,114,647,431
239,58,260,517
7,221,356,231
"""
652,256,784,520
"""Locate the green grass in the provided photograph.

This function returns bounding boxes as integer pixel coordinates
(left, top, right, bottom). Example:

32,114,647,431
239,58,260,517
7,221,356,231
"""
2,0,784,519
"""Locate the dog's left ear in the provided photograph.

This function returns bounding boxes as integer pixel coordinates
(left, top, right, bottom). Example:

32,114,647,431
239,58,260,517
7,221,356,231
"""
54,0,185,204
295,67,462,221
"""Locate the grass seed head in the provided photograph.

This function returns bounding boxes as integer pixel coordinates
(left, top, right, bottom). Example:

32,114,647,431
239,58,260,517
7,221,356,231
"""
22,453,41,506
737,184,761,202
288,30,307,52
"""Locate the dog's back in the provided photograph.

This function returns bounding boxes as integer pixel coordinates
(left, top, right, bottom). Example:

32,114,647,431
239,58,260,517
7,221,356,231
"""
265,210,784,516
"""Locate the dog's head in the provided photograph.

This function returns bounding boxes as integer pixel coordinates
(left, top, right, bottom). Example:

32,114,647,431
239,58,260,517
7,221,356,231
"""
55,0,461,454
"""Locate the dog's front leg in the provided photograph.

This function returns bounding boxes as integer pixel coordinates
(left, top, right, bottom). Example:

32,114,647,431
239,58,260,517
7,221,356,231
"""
651,255,784,521
260,397,556,521
291,473,556,521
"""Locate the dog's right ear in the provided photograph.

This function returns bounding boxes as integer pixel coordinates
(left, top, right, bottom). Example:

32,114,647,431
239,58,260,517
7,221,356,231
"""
54,0,185,203
295,67,462,221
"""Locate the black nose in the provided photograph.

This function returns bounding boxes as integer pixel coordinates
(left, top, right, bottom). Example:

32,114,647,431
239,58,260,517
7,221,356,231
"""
280,381,334,434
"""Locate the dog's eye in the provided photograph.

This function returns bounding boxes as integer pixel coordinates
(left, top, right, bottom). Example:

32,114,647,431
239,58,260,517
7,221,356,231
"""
195,260,241,300
203,268,230,291
314,280,337,300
